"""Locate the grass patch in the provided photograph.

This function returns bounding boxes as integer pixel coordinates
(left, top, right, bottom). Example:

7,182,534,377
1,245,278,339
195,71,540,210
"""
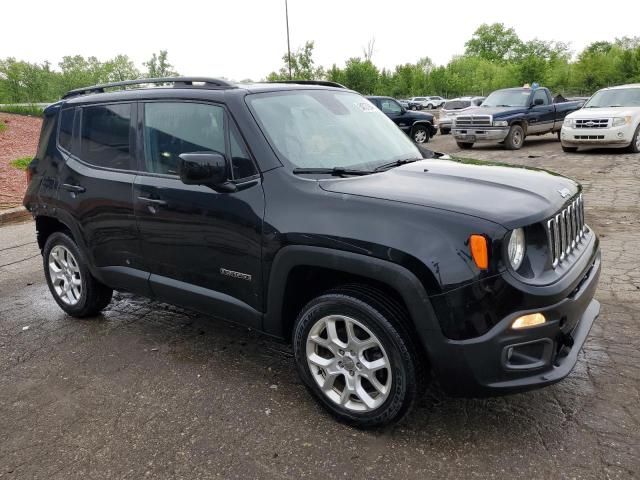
0,121,6,133
10,157,32,171
0,104,45,117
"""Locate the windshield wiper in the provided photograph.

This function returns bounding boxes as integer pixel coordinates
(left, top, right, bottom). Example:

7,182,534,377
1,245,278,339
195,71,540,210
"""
292,167,372,176
373,157,421,172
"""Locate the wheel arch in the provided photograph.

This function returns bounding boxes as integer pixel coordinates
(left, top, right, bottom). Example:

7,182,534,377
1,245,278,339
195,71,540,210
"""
263,246,441,356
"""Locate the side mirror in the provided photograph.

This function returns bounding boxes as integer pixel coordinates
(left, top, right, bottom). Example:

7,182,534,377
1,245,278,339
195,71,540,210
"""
533,98,544,106
400,107,407,114
178,152,236,192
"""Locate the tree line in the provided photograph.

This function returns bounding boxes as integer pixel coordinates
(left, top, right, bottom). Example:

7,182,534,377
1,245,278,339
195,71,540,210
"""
3,24,640,104
0,50,178,103
267,24,640,98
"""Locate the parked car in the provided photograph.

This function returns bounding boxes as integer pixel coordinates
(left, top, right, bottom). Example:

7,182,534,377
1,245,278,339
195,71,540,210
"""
24,77,601,428
560,83,640,153
367,96,437,143
409,96,446,109
398,99,422,111
452,86,583,149
439,96,485,134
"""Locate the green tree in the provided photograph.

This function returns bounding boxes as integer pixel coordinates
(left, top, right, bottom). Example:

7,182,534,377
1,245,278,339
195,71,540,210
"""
266,41,324,81
103,55,140,82
144,50,178,78
465,23,522,63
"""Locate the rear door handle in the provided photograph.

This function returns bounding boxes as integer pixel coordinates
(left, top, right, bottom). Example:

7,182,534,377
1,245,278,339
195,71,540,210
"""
137,196,167,206
62,183,86,193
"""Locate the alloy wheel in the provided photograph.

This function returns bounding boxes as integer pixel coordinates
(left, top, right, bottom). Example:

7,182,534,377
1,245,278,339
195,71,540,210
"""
306,315,392,412
48,245,82,305
413,129,427,143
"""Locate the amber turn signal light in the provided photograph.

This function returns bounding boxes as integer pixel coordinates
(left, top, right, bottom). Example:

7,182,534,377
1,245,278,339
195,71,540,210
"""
469,234,489,270
511,313,546,329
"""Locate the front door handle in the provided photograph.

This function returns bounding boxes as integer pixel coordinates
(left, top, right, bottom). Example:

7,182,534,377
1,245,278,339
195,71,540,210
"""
62,183,86,193
137,196,167,206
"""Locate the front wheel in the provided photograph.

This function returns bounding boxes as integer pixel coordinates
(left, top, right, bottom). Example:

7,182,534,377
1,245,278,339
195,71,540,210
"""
562,145,578,153
426,104,434,109
440,128,450,135
43,231,113,317
627,124,640,153
504,124,525,150
293,287,425,428
456,142,474,149
412,125,430,144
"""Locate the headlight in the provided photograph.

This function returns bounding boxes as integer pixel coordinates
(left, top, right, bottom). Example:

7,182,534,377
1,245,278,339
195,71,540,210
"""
563,118,575,127
612,116,631,127
507,228,526,270
493,120,508,127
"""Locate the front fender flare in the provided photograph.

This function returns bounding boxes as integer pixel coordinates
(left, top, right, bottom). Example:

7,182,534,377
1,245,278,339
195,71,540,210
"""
263,245,441,349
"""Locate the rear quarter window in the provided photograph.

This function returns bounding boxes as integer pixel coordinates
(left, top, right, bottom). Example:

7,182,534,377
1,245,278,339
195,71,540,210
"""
58,108,75,152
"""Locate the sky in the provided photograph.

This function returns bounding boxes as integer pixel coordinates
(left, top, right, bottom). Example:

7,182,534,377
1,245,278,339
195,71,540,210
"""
3,0,639,81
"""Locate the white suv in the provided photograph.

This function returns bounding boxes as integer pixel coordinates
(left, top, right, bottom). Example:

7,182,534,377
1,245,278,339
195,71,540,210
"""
409,96,446,109
561,84,640,153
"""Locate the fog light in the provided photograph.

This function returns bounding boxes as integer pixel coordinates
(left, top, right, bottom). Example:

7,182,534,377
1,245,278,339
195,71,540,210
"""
512,313,546,329
617,132,624,138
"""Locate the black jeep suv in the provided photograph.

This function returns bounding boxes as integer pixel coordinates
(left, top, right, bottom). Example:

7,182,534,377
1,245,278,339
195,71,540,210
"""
24,77,601,428
366,96,437,144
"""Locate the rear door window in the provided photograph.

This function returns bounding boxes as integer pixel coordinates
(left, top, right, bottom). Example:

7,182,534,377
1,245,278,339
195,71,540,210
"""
80,103,133,170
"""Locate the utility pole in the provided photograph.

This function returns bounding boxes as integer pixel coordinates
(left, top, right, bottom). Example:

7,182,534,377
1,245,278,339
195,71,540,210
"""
285,0,292,79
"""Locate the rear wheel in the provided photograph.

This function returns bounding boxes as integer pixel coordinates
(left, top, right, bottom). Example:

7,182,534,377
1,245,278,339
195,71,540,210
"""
43,231,113,317
412,125,430,144
504,124,525,150
293,286,425,428
426,103,434,109
627,124,640,153
456,142,474,149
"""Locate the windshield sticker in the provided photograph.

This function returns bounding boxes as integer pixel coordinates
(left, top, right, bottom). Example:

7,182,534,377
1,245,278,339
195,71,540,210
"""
355,102,377,112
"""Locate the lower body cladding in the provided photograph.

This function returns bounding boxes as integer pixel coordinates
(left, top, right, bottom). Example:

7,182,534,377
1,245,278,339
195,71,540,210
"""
427,250,601,397
561,126,633,148
452,127,509,143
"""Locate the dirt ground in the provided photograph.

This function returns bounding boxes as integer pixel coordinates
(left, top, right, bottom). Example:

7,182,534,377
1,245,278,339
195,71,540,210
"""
0,113,42,210
0,132,639,479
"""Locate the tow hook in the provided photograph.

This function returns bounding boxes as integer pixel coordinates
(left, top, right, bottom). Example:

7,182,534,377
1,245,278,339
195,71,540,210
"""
559,331,575,348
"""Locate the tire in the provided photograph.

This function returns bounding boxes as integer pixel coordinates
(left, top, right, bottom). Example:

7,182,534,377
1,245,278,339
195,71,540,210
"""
456,142,474,149
43,231,113,317
412,125,430,144
562,145,578,153
440,128,450,135
627,124,640,153
426,104,434,110
293,285,426,428
410,106,417,111
504,124,525,150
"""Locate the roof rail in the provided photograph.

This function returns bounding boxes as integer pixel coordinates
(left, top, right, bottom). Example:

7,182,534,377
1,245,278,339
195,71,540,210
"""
62,77,236,99
267,80,347,89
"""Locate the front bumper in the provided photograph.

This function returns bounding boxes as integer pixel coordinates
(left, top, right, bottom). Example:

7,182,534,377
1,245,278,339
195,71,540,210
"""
429,247,601,396
452,127,509,143
561,126,632,148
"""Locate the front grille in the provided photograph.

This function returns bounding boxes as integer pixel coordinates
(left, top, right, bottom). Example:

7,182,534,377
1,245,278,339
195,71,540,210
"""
545,194,586,269
454,115,492,127
575,118,609,129
574,135,605,140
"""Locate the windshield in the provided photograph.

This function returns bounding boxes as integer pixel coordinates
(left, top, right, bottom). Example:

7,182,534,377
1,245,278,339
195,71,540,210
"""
443,100,471,110
247,90,420,170
482,89,530,107
584,88,640,108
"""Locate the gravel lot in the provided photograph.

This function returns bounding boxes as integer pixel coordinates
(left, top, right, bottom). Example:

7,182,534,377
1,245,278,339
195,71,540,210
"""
0,132,638,479
0,113,42,210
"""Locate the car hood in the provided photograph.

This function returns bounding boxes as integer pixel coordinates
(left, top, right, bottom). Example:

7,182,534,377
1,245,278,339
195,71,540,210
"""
460,106,525,118
408,111,434,121
567,107,639,118
319,159,579,229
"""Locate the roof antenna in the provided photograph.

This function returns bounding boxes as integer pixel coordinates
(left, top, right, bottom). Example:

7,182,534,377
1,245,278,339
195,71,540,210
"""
285,0,292,80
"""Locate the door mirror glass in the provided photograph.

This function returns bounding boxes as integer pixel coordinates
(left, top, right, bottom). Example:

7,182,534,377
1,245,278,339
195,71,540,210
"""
178,152,228,186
